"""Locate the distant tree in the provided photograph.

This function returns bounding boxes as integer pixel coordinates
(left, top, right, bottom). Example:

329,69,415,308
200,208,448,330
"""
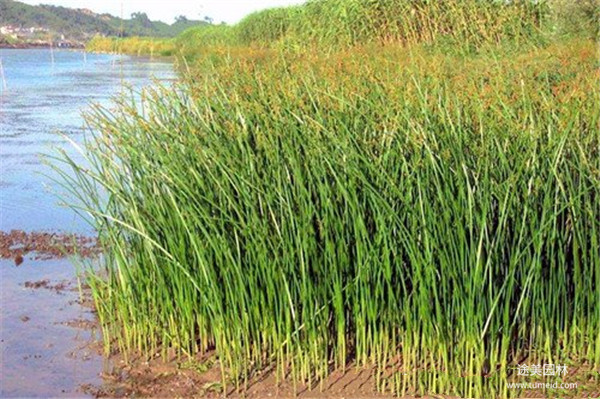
203,15,213,24
131,12,150,21
131,12,152,28
0,1,207,40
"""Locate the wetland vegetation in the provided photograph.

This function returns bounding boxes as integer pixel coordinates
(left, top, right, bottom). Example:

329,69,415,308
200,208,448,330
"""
72,1,600,397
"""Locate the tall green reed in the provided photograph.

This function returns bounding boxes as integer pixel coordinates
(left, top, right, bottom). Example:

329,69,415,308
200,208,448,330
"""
58,37,600,398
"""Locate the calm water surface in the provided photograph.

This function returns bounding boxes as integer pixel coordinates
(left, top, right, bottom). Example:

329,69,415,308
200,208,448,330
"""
0,49,174,397
1,49,174,233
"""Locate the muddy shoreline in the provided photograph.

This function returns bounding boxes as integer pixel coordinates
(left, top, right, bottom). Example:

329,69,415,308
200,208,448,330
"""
72,291,599,399
0,229,101,263
10,265,600,399
4,232,597,398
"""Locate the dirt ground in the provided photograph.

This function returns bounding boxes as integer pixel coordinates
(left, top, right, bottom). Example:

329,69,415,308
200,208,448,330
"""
18,282,600,399
76,330,599,399
83,351,414,399
79,349,600,399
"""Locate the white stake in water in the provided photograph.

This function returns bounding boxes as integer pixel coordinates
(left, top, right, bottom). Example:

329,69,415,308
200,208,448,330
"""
50,43,55,66
0,58,7,92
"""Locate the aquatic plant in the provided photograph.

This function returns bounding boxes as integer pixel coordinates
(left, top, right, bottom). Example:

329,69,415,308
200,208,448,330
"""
283,0,546,49
86,35,176,56
65,1,600,397
89,0,549,56
235,6,300,46
57,33,600,397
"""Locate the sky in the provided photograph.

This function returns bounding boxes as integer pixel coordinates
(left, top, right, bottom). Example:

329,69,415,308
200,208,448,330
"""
18,0,306,25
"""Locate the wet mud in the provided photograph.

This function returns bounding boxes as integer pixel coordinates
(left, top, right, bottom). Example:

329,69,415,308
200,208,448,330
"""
0,229,101,263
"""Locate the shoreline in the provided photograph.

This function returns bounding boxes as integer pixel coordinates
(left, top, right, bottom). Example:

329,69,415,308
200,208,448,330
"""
0,43,85,49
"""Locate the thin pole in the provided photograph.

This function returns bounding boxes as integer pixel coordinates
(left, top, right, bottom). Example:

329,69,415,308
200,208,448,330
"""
120,0,124,89
0,58,7,92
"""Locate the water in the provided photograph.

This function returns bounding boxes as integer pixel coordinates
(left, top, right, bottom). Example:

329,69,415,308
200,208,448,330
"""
0,49,174,233
0,258,104,397
0,49,174,397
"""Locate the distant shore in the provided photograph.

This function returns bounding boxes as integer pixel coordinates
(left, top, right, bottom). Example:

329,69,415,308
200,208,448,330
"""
0,42,85,49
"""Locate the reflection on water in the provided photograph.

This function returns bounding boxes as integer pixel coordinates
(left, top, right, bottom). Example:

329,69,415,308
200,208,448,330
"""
0,49,174,397
0,49,174,233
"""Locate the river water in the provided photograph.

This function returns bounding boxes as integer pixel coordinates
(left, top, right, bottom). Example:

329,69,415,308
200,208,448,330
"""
0,49,174,397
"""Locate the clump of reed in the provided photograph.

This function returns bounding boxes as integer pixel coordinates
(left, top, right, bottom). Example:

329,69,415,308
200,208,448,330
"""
86,35,176,56
174,24,236,61
548,0,600,38
86,0,596,60
174,0,547,52
235,6,300,46
58,33,600,398
282,0,547,49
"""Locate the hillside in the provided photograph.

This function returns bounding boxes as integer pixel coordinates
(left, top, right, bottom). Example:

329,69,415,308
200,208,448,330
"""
0,0,207,43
